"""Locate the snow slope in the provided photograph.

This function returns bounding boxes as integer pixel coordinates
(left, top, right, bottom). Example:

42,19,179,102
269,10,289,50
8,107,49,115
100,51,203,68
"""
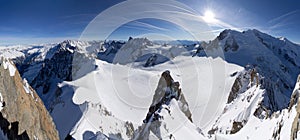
215,74,300,140
1,29,300,140
58,54,242,139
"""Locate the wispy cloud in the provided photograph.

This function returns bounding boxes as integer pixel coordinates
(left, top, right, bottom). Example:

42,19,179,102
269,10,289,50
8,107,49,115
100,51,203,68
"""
268,10,298,24
269,22,294,30
122,24,155,32
266,10,299,34
124,20,170,32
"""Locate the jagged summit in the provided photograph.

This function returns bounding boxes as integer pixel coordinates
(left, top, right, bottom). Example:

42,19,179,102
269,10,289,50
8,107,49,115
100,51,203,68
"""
135,70,194,139
143,70,192,123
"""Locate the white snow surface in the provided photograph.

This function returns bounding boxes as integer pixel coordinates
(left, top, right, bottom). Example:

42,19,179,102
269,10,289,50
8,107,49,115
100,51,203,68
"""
22,78,34,99
1,30,300,140
67,55,243,139
2,58,16,76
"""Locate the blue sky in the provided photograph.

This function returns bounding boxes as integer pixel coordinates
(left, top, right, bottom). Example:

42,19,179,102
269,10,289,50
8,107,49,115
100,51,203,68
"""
0,0,299,45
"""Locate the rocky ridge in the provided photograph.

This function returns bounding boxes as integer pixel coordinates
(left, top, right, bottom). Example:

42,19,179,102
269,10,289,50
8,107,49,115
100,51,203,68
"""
0,58,59,140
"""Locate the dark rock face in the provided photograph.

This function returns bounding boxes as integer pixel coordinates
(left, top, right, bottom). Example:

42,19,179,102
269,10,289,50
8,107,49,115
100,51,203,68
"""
134,53,170,67
144,54,158,67
134,70,193,139
31,43,75,94
224,36,239,52
217,29,231,41
0,59,59,140
227,76,243,104
144,70,192,123
0,113,29,140
230,121,245,134
227,68,259,104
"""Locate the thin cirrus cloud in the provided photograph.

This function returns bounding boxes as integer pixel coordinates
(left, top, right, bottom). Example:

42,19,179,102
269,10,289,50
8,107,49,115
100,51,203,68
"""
125,21,170,32
0,0,299,44
268,10,298,24
267,10,299,32
80,0,245,42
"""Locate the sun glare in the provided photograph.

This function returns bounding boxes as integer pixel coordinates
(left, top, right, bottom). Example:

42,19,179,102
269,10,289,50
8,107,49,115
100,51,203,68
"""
203,10,215,23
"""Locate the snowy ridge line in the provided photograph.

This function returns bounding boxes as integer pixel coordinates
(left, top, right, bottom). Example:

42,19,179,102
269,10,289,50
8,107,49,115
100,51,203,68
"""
1,29,300,139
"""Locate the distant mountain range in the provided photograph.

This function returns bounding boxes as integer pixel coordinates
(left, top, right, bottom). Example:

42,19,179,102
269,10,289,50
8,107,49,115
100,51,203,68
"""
0,29,299,140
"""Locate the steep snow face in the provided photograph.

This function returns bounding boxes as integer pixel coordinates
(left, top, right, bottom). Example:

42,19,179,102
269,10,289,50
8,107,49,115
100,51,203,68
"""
214,75,300,140
199,29,300,112
206,69,264,135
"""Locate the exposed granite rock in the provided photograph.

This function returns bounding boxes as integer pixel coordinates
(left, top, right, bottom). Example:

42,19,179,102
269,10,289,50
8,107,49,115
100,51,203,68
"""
0,58,59,140
230,121,246,134
144,70,192,123
227,68,258,104
134,70,193,139
290,75,300,140
227,76,243,104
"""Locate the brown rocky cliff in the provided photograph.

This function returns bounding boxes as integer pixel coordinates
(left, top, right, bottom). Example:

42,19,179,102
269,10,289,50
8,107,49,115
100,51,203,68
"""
289,75,300,140
0,59,59,140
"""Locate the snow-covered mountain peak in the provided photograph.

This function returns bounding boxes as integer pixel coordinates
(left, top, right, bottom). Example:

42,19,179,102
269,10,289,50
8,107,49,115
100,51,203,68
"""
1,28,300,139
118,37,153,53
203,29,300,112
59,40,90,53
126,37,153,47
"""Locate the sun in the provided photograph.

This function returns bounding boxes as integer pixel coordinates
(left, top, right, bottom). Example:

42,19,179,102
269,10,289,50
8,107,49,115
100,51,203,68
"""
203,10,215,23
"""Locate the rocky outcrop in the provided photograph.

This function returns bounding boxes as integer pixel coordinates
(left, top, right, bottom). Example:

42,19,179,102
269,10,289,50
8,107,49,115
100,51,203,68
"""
227,68,259,104
224,36,239,52
144,54,157,67
230,121,246,134
289,75,300,140
134,70,192,139
144,70,192,123
0,58,59,140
